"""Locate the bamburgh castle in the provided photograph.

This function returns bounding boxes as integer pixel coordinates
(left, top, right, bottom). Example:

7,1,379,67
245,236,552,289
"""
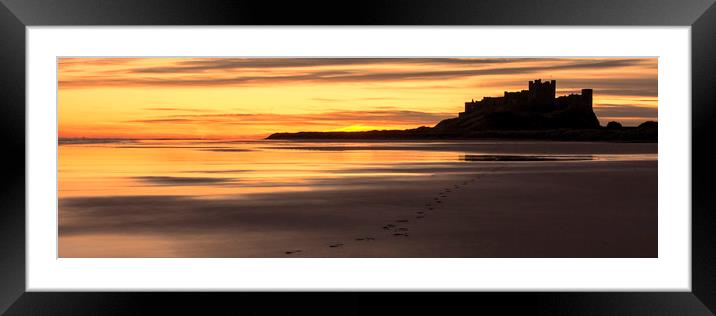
460,79,593,117
269,78,659,140
432,79,600,131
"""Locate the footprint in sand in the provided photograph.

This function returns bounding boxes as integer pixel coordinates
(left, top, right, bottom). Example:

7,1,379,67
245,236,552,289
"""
383,224,396,230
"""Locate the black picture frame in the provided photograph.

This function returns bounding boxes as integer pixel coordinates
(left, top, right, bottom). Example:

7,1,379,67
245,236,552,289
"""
1,0,714,314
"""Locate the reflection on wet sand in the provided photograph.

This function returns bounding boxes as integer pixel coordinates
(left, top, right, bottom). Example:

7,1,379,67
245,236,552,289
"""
462,154,594,161
59,140,658,258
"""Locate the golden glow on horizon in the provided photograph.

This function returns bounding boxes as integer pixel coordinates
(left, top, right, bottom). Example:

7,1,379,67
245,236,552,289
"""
330,124,395,132
58,58,658,139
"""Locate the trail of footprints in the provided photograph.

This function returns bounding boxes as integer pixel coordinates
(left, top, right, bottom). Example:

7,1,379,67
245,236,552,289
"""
282,174,481,255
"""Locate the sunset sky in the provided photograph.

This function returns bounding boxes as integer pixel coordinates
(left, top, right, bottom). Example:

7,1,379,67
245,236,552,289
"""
58,58,657,139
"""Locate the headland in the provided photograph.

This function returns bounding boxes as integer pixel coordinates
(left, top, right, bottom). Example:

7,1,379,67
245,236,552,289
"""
267,79,657,142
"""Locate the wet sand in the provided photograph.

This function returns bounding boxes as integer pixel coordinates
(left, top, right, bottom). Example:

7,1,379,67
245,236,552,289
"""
59,144,657,257
266,160,657,258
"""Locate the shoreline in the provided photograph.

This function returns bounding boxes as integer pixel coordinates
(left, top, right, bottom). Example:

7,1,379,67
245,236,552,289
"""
266,127,658,143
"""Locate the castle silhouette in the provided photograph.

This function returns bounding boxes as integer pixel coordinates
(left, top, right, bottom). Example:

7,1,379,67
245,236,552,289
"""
434,79,600,131
460,79,593,118
268,78,658,140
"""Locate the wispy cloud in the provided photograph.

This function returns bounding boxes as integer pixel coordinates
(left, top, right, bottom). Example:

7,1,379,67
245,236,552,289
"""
144,107,215,112
311,97,406,102
134,176,236,186
59,58,652,88
126,110,453,128
126,58,547,73
594,104,658,118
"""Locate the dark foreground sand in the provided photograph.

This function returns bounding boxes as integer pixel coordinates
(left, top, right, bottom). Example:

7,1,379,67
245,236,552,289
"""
270,160,657,258
60,157,657,258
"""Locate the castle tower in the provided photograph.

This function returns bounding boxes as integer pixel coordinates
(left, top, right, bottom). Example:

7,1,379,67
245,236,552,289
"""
465,99,477,113
581,89,593,110
527,79,556,108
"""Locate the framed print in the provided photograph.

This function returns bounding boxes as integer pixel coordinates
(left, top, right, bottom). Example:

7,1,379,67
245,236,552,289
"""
1,0,715,314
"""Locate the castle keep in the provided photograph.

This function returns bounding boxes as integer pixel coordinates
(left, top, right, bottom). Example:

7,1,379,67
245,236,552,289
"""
460,79,593,117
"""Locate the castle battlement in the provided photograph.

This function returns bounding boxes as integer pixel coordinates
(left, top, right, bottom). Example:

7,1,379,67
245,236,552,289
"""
461,80,592,117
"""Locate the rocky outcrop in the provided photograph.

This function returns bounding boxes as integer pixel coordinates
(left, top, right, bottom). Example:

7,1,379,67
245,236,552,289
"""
433,104,600,133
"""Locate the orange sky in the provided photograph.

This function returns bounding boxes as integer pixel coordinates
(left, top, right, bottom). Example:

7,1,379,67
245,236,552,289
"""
58,58,657,139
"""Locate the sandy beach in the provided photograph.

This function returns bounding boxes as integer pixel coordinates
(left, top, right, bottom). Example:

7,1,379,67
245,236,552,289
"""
59,140,657,258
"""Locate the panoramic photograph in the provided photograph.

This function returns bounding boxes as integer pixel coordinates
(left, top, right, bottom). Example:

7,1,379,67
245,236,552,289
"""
58,57,657,258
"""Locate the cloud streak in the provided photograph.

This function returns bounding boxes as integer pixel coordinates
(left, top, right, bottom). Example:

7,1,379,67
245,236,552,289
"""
59,58,653,88
126,110,453,128
134,176,236,186
126,58,552,73
594,104,658,118
144,107,214,113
